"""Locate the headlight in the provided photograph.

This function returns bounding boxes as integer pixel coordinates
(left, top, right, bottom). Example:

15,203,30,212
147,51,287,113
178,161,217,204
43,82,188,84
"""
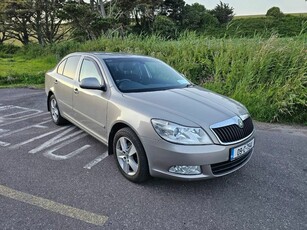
151,119,212,145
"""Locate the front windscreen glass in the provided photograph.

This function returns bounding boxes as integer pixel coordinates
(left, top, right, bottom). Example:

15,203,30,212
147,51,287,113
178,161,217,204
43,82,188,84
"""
102,57,190,93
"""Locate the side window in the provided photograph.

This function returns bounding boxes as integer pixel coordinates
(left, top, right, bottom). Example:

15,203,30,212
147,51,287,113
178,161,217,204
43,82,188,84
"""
57,59,66,75
63,56,80,79
79,59,102,85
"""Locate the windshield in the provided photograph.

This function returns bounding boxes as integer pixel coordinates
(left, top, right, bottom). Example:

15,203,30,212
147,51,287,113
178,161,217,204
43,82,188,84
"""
102,57,191,93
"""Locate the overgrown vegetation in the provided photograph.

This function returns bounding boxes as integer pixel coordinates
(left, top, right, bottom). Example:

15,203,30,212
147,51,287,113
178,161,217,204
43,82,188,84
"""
223,15,307,38
0,0,235,44
0,34,306,123
0,1,306,124
1,1,306,44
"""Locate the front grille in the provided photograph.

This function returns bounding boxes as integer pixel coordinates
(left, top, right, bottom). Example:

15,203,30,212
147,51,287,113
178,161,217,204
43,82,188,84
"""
212,117,254,143
211,149,252,175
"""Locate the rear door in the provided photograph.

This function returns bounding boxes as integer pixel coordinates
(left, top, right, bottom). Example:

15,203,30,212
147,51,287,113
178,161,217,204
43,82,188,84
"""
54,55,81,119
72,56,109,142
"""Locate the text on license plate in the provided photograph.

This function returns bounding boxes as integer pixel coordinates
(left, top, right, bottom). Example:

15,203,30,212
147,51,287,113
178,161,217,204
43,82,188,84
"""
230,139,254,161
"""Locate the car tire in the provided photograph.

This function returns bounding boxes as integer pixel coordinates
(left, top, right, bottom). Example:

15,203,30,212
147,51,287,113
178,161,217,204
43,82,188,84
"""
49,94,66,125
113,127,150,183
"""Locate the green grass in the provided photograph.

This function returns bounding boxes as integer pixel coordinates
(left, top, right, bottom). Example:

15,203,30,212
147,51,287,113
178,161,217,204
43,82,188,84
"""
0,34,306,124
0,56,56,85
234,12,307,19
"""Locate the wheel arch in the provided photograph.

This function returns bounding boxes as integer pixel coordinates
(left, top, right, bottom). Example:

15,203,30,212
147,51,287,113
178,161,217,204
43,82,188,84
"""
47,91,54,111
108,122,143,156
108,122,129,155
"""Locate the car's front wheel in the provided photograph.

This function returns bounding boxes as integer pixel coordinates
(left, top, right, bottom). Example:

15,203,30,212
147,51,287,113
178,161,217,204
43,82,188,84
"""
113,127,150,183
49,94,66,125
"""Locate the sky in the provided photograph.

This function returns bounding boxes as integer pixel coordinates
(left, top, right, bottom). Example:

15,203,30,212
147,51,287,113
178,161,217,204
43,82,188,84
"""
186,0,307,16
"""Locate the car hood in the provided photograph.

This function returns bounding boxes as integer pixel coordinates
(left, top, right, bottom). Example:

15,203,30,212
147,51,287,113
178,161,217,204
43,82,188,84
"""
122,86,248,128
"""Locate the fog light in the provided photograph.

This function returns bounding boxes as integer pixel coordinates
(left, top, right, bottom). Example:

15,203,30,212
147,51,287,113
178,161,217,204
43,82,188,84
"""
169,166,201,175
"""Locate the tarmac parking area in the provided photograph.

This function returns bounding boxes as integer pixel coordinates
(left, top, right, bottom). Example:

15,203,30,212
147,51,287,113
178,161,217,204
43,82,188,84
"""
0,88,306,230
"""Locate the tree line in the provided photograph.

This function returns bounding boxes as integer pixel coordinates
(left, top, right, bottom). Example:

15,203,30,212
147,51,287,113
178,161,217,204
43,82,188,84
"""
0,0,234,45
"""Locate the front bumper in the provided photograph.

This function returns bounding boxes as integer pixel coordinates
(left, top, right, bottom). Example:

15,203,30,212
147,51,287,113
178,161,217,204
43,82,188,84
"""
141,134,255,180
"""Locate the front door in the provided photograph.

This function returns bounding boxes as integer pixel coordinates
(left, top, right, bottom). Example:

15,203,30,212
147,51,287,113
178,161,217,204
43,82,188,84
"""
72,57,108,142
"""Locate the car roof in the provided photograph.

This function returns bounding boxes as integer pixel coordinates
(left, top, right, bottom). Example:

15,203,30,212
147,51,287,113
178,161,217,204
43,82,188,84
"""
68,52,152,60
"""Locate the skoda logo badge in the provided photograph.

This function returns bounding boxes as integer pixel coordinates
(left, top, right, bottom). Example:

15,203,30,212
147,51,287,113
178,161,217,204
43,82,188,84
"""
238,118,244,128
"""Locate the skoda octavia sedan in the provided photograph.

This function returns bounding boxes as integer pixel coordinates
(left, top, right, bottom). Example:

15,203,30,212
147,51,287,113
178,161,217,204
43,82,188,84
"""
45,52,255,182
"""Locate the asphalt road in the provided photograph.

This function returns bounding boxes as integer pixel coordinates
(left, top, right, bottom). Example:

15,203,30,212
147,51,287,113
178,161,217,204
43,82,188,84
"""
0,88,306,230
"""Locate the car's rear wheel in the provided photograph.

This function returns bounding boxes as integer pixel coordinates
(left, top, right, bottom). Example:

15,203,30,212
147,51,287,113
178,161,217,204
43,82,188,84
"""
49,95,66,125
113,127,150,183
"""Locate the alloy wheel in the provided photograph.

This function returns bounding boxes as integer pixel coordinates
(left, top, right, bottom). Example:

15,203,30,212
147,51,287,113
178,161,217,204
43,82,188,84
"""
116,137,139,176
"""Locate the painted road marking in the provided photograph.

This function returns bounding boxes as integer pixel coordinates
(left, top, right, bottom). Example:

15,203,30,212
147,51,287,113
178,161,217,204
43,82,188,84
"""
0,128,9,134
2,109,41,119
0,184,108,226
42,133,90,160
0,120,51,138
0,103,108,169
8,126,68,150
44,144,91,160
0,112,49,127
0,105,15,111
29,127,82,154
83,151,109,169
0,105,41,120
0,141,10,147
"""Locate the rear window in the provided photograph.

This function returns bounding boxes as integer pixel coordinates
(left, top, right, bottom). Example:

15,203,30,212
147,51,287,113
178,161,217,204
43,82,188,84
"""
57,59,66,75
62,56,80,79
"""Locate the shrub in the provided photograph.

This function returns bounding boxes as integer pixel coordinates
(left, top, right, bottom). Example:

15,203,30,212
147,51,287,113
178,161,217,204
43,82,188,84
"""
0,34,306,123
153,16,178,39
266,7,284,18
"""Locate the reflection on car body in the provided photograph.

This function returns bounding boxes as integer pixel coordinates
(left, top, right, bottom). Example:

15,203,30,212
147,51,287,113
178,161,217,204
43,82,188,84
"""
45,52,255,182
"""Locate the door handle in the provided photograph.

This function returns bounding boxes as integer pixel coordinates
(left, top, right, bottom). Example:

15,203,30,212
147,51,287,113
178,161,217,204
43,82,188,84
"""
54,79,58,84
74,88,79,94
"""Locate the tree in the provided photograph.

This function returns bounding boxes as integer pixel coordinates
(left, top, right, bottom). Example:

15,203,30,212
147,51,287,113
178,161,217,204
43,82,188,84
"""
153,15,177,38
117,0,163,33
0,0,33,45
160,0,185,25
182,3,218,32
98,0,106,17
0,0,68,45
210,1,234,24
0,12,9,44
31,0,68,45
60,1,99,40
266,7,284,18
60,1,119,41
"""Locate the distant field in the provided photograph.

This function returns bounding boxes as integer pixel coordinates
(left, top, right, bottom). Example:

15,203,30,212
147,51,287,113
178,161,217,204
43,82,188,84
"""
234,12,307,19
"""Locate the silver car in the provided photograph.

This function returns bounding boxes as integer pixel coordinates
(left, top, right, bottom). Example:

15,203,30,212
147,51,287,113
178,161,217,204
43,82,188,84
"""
45,52,255,182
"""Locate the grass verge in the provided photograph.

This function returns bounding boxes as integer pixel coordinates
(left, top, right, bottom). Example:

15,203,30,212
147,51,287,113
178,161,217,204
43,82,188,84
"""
0,34,306,124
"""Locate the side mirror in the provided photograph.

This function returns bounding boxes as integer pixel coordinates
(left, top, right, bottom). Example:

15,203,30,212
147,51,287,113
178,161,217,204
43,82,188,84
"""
80,77,106,91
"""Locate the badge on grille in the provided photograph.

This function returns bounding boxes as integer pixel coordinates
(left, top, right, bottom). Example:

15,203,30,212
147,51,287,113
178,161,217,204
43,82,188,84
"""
237,118,244,128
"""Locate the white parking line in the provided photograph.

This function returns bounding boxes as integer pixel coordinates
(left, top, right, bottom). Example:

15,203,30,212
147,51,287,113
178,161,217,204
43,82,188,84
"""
2,110,40,119
83,151,109,169
0,105,15,111
0,112,49,127
43,142,90,160
0,105,42,120
29,127,83,154
0,128,9,134
9,126,68,150
0,103,110,167
0,184,108,226
0,120,51,138
0,141,10,147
